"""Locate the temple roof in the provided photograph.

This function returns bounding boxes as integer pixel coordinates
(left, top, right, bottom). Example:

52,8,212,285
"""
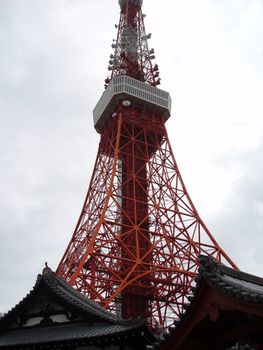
196,255,263,304
0,266,119,328
161,256,263,350
0,267,156,349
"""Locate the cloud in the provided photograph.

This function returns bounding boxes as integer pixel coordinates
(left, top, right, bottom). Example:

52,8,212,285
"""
0,0,109,311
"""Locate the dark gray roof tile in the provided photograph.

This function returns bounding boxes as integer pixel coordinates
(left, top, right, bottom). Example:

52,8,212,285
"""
199,255,263,303
0,322,143,348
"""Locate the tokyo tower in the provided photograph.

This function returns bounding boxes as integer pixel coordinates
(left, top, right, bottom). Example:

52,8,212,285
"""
57,0,237,329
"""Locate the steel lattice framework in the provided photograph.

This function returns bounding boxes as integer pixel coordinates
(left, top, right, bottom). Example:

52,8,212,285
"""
57,0,237,330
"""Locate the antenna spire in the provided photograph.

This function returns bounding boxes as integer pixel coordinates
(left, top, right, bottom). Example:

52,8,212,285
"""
118,0,143,10
105,0,160,87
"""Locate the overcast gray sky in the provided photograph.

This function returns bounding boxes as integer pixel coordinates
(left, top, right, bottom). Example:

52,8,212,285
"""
0,0,263,313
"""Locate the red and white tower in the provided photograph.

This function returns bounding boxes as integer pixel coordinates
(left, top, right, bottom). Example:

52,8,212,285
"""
57,0,237,329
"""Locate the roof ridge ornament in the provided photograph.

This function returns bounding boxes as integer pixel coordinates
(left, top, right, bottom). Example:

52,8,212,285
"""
42,262,52,277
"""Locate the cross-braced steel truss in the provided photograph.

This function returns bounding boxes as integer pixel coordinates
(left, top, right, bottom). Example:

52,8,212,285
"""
57,106,237,329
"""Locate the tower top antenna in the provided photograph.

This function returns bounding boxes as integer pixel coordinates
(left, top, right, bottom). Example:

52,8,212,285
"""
105,0,159,87
118,0,143,10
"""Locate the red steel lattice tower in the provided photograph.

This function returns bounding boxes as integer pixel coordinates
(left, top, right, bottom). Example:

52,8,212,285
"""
57,0,237,329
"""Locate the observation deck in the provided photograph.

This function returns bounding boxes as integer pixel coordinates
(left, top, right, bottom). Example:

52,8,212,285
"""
93,75,172,133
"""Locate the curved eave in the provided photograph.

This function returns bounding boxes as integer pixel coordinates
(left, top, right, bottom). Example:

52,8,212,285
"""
160,256,263,349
